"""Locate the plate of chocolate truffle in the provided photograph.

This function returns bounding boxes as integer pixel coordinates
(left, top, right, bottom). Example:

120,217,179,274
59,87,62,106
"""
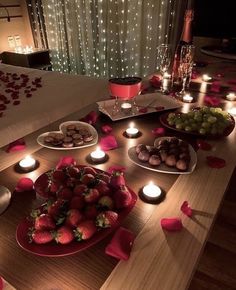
128,137,197,174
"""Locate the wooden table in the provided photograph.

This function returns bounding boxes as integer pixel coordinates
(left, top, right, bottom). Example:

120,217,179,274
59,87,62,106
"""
0,61,236,290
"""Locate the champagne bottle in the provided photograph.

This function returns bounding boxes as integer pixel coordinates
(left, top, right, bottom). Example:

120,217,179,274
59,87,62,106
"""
172,9,194,86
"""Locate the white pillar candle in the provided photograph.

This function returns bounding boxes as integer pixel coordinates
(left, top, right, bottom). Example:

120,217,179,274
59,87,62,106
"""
19,156,36,171
202,74,212,82
125,122,139,138
228,107,236,116
90,147,106,163
226,92,236,101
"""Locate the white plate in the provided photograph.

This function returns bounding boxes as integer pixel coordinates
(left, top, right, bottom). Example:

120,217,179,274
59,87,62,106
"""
97,92,181,121
37,121,98,150
128,137,197,175
0,186,11,215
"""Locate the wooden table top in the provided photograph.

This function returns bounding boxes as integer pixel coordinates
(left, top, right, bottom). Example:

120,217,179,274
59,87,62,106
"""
0,61,236,290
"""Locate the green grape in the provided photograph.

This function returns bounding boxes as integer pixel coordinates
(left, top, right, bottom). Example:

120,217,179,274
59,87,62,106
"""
185,126,192,132
202,122,211,129
176,123,184,130
207,116,217,123
199,128,206,135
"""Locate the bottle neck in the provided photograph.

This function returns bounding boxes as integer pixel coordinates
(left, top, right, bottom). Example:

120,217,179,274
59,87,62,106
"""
180,9,194,44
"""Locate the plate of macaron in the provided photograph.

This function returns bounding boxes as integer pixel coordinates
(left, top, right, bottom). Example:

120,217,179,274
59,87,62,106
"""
128,136,197,174
37,121,98,150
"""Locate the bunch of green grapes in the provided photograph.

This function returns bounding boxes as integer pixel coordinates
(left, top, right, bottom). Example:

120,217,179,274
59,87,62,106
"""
167,107,232,135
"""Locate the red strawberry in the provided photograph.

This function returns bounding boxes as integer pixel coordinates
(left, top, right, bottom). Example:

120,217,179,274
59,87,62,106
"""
69,195,85,210
47,199,67,220
66,177,76,188
65,209,84,227
57,187,73,200
35,213,56,230
96,173,110,183
50,181,61,193
84,204,99,219
84,188,100,203
110,172,126,189
114,186,132,209
94,180,111,195
55,225,74,244
98,195,114,210
83,166,97,176
31,230,53,244
81,173,95,185
52,170,66,182
67,166,80,178
73,184,88,195
74,220,97,241
96,211,118,228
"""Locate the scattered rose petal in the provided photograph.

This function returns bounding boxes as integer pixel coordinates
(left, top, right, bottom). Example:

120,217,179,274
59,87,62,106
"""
99,135,118,151
107,165,126,174
155,106,165,111
13,100,20,105
227,79,236,85
180,201,193,217
160,217,183,232
149,75,161,88
0,104,6,110
210,81,221,93
80,110,98,125
196,140,212,151
206,156,226,168
191,70,200,79
105,227,135,260
26,93,32,98
152,127,165,137
101,124,113,134
139,107,148,113
56,156,76,169
6,139,26,153
15,177,34,192
204,95,221,107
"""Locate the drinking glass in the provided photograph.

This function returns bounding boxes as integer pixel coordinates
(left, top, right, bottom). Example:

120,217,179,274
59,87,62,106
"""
178,45,195,97
157,44,172,92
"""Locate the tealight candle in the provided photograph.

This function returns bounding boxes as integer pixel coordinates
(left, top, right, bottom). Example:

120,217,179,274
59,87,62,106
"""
121,102,132,114
125,122,139,138
139,181,163,203
182,94,193,103
228,107,236,116
90,147,106,163
202,74,212,82
19,156,36,172
226,92,236,101
162,72,172,93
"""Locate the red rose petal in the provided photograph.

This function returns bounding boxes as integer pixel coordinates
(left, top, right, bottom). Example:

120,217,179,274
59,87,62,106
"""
13,100,20,105
155,106,165,111
0,104,6,110
139,107,148,113
152,127,165,137
149,75,161,88
101,124,113,134
210,81,221,93
15,177,34,192
204,95,221,107
99,135,118,151
56,156,76,169
206,156,226,168
160,217,183,231
80,110,98,125
26,93,32,98
6,138,26,153
107,165,126,174
180,201,193,217
196,140,212,151
105,227,135,260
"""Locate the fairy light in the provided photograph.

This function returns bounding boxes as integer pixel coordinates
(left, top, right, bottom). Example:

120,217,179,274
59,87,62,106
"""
29,0,175,78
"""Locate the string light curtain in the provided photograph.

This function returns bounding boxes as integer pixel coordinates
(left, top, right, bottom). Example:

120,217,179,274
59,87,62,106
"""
32,0,183,77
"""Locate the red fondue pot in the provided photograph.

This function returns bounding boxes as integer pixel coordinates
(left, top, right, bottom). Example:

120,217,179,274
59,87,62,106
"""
109,77,142,100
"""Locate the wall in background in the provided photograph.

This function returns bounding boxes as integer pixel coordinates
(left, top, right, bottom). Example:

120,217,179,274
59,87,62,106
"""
0,0,33,53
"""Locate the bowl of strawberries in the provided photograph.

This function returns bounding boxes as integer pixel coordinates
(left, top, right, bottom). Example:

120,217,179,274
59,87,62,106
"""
16,160,137,257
